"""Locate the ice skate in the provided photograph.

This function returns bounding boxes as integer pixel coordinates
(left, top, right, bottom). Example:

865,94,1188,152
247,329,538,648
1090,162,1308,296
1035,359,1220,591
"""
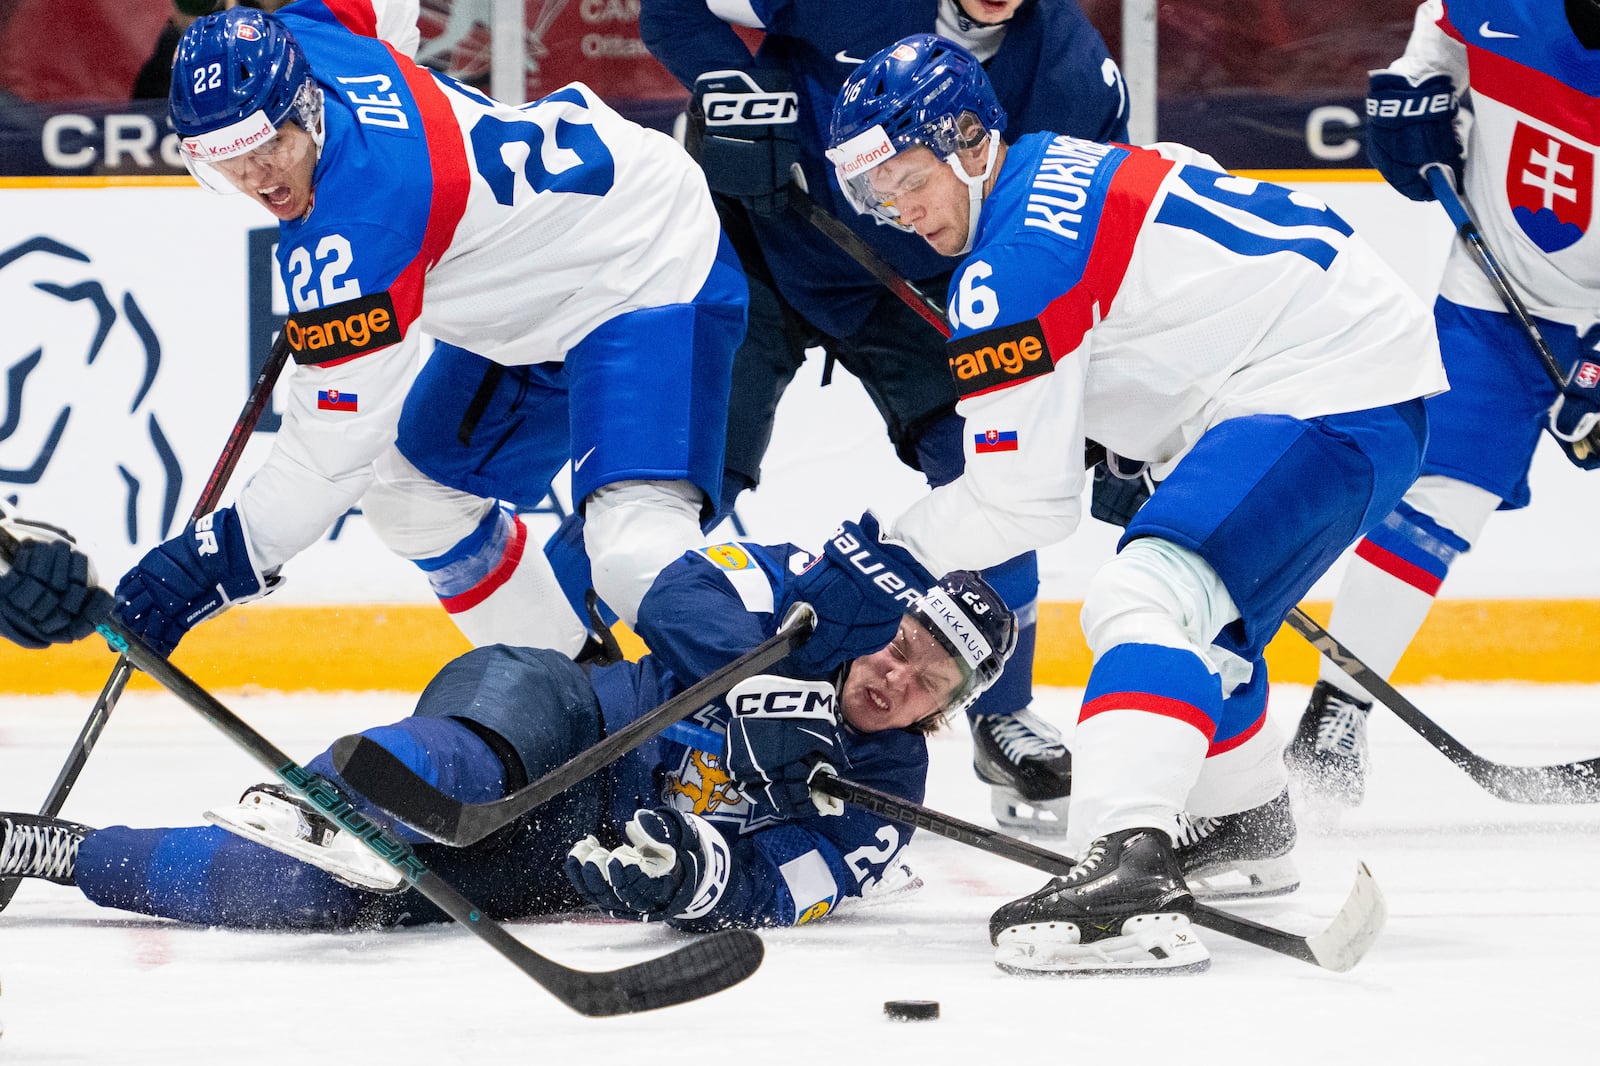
989,827,1209,976
971,708,1072,835
204,784,404,893
0,813,91,886
1285,681,1373,806
1174,789,1299,901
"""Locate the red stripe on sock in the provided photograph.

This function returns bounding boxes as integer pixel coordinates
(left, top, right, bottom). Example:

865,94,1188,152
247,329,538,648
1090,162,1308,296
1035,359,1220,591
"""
1353,538,1443,595
439,516,528,614
1080,692,1216,740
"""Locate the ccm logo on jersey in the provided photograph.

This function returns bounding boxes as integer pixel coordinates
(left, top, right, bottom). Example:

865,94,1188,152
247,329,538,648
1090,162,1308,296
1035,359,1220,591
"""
284,293,401,366
948,318,1052,397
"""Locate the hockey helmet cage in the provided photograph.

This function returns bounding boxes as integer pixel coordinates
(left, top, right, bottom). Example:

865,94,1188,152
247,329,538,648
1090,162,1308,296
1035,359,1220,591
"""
169,8,323,193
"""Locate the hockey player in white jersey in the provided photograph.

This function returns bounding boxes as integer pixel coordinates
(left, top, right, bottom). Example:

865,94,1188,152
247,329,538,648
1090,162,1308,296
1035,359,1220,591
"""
1287,0,1600,805
827,35,1447,973
110,2,746,660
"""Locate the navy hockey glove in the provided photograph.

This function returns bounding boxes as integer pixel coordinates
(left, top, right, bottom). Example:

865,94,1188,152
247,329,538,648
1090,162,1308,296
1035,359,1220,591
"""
113,506,280,656
723,675,849,820
692,68,800,216
1089,452,1155,529
565,807,732,923
0,520,113,650
1549,356,1600,469
1365,72,1462,202
779,511,936,678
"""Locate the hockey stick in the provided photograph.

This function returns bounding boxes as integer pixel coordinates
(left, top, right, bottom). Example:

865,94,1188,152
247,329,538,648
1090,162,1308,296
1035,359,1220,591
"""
1284,608,1600,803
811,772,1386,972
0,527,763,1015
787,185,952,334
330,604,818,846
1422,163,1600,459
0,332,293,915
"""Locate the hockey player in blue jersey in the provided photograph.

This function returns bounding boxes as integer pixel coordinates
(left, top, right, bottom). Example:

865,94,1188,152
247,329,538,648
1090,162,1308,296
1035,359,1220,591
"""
1287,0,1600,806
111,2,746,665
826,35,1447,973
0,507,113,650
0,519,1015,932
640,0,1129,834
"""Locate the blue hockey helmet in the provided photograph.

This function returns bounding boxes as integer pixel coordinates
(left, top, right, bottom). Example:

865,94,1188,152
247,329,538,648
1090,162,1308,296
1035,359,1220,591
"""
169,8,323,192
826,34,1007,248
909,570,1018,718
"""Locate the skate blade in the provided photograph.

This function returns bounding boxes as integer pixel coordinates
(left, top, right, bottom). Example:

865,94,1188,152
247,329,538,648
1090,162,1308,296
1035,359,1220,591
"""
1186,856,1301,902
990,789,1071,837
204,806,405,893
993,913,1211,977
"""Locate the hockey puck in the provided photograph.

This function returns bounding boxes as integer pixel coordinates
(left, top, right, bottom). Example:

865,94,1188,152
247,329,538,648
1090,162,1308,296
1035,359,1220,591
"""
883,1000,939,1021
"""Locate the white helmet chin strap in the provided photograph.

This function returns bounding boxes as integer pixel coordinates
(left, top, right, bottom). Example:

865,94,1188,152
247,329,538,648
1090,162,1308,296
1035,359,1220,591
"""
943,131,1001,256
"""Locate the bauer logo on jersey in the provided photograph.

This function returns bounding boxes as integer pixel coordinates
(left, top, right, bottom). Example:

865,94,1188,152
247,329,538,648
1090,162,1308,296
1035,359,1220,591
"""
283,292,401,366
948,318,1051,398
317,389,359,412
1507,123,1593,253
974,429,1019,454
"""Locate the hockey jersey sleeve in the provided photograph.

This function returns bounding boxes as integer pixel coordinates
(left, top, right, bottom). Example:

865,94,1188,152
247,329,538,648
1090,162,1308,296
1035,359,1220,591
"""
670,723,928,931
1382,0,1468,88
295,0,421,58
634,540,810,683
638,0,784,87
889,240,1092,576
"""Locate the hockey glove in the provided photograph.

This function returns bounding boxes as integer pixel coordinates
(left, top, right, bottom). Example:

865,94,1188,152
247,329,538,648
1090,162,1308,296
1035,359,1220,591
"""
565,807,732,923
723,675,849,819
1365,72,1463,202
0,517,113,650
1089,452,1155,529
778,511,937,678
692,68,800,216
1549,356,1600,469
113,506,280,656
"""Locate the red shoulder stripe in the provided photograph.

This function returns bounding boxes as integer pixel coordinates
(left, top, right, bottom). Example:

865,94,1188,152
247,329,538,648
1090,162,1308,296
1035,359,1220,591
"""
1036,146,1174,362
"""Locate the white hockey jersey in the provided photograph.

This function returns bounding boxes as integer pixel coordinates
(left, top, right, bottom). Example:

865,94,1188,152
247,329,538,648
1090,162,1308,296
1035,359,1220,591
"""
231,0,721,568
888,134,1448,574
1386,0,1600,330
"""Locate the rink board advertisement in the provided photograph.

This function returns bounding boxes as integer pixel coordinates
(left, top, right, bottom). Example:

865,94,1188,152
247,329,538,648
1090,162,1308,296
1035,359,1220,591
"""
3,177,1599,690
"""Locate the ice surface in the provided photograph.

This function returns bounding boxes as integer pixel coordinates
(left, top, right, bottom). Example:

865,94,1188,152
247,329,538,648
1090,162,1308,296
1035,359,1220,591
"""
0,683,1595,1064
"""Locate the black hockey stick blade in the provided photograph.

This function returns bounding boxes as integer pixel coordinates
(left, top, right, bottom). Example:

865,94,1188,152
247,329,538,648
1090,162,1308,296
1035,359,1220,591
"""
812,772,1386,972
1285,608,1600,804
78,606,763,1016
332,604,817,845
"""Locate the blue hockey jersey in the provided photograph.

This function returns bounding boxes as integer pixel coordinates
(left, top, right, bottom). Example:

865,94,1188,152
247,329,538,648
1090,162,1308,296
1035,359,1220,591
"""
640,0,1127,337
591,539,929,929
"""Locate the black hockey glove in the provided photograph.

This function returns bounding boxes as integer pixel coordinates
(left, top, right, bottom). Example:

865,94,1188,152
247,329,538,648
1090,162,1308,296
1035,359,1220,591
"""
691,68,800,216
1549,355,1600,469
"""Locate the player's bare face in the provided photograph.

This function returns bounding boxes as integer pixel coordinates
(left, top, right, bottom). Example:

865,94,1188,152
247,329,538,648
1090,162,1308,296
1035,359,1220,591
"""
213,122,317,221
868,147,970,255
840,617,964,733
957,0,1025,24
